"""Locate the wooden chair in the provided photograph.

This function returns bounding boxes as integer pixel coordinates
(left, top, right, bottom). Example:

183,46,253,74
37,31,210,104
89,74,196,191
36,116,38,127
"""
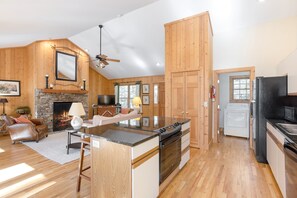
77,137,91,192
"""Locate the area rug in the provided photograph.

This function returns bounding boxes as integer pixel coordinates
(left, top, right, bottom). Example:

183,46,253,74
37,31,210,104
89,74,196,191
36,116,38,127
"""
22,131,89,165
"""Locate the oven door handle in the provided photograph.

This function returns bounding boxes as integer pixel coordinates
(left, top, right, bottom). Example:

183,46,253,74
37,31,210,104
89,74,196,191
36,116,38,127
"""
284,142,297,163
161,133,181,148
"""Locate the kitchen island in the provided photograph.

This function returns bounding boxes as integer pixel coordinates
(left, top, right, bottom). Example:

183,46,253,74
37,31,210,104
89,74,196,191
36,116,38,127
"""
80,116,190,198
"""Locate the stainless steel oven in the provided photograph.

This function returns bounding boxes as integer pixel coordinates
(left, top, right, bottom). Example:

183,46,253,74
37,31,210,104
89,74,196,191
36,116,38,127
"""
159,131,182,184
284,139,297,198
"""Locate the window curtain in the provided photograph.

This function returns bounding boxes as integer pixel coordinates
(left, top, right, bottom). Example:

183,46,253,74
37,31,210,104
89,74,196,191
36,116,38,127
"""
114,83,119,104
135,81,141,97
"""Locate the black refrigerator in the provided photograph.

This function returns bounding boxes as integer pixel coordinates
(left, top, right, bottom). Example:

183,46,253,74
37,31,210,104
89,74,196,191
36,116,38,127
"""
253,76,287,163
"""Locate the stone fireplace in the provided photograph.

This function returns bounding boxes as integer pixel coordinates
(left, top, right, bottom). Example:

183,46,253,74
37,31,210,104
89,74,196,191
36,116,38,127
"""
34,89,88,132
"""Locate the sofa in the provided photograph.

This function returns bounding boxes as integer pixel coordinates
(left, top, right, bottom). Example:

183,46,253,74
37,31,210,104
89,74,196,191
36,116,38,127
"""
83,109,141,128
2,115,48,144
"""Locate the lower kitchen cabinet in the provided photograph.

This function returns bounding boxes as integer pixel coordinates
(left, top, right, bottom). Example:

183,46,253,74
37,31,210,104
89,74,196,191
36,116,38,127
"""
91,136,159,198
132,137,159,198
266,123,286,197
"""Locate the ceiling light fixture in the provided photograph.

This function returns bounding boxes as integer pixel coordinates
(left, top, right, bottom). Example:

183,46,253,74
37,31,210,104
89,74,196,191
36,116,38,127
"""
84,49,89,52
258,0,265,3
156,62,161,66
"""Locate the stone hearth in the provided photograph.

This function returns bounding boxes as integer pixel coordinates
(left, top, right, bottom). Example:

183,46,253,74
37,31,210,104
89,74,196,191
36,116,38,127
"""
34,89,88,132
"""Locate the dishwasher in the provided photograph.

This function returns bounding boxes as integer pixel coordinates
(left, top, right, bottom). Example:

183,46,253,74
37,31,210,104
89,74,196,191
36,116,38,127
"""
284,139,297,198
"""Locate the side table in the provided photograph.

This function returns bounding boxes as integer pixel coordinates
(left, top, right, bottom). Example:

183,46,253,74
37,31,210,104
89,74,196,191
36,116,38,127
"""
66,128,82,154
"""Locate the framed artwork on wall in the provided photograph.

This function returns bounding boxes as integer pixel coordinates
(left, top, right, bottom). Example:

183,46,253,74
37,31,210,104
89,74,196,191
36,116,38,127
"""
142,84,149,94
142,117,150,127
0,80,21,96
142,95,149,105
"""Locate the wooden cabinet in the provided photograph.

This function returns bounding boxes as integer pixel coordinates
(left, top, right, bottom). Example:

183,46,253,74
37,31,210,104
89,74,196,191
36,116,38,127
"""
91,136,159,198
165,12,213,149
171,71,202,148
266,123,286,197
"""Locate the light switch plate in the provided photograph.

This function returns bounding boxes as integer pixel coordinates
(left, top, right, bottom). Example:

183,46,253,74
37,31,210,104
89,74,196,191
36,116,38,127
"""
92,140,100,148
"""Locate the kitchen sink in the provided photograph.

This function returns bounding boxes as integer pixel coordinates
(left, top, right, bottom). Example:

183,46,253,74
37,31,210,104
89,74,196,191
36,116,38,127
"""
276,123,297,135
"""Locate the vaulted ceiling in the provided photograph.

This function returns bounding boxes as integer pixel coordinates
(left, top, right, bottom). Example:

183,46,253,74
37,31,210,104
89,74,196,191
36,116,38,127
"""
0,0,159,48
1,0,297,79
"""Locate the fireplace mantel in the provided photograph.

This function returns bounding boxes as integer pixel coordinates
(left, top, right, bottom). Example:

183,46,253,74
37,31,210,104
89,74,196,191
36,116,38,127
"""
41,89,88,94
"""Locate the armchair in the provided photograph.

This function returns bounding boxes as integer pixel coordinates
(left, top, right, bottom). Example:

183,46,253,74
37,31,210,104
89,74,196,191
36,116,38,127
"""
2,116,48,144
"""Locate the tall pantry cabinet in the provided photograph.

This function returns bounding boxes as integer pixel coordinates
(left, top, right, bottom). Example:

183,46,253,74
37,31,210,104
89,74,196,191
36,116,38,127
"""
165,12,213,149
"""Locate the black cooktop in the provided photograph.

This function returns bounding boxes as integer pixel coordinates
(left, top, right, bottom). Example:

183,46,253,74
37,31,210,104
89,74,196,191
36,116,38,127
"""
268,119,297,146
114,116,190,132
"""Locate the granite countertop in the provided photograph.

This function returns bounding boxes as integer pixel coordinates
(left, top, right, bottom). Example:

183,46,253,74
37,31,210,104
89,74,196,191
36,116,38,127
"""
80,124,159,147
114,116,190,132
79,116,190,147
267,119,297,145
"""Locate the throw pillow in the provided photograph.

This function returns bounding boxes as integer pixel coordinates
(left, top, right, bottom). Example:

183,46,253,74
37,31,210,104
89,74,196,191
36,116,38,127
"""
13,116,33,124
121,108,130,114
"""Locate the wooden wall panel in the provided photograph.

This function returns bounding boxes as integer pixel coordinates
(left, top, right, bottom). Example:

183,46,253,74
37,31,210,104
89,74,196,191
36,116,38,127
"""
109,75,165,117
88,67,111,118
0,47,32,116
165,12,213,149
29,39,89,90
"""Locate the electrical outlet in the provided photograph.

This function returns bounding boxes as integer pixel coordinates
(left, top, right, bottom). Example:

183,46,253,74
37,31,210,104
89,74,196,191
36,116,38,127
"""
92,140,100,148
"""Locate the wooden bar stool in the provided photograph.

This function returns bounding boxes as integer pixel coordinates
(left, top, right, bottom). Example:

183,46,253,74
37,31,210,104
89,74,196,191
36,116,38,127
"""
77,137,91,192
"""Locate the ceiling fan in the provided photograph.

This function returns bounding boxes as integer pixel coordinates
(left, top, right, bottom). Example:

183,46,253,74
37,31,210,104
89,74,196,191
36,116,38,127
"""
95,25,120,68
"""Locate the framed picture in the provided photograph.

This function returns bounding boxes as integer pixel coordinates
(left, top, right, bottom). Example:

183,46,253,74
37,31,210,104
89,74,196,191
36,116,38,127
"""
142,95,149,105
142,84,149,94
142,117,150,127
0,80,21,96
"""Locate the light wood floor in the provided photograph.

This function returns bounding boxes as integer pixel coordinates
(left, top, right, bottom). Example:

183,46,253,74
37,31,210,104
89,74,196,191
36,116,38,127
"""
0,135,281,198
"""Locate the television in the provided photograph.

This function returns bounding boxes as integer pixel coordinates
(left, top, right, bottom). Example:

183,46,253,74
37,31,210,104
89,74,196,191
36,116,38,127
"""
98,95,115,106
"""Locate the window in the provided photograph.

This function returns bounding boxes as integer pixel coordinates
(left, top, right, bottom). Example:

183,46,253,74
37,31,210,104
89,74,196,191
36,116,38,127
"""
154,84,158,104
230,76,250,103
118,84,139,108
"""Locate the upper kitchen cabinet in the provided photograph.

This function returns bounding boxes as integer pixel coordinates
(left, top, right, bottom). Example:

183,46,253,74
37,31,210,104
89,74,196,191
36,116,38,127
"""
165,12,213,149
277,49,297,95
165,14,202,72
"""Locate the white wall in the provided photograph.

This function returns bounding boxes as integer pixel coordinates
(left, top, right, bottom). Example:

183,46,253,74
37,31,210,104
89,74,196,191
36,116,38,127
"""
277,49,297,94
219,72,249,128
214,16,297,77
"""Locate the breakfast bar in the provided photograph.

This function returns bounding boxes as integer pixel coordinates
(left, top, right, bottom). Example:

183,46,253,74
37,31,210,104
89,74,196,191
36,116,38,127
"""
80,116,191,198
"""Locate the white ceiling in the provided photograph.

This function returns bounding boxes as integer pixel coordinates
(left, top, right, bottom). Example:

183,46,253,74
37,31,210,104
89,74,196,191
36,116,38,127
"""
70,0,297,79
0,0,159,48
1,0,297,79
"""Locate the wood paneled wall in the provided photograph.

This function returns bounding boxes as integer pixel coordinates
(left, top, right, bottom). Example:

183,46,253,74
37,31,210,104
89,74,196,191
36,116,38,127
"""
109,75,165,117
164,12,213,149
1,39,90,117
0,47,33,116
88,67,111,118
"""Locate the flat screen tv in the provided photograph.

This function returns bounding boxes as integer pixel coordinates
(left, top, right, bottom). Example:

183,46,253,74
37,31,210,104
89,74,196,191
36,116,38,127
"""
98,95,115,106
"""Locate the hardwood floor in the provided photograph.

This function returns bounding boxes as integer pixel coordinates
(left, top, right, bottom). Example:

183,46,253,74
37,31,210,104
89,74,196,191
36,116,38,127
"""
0,135,281,198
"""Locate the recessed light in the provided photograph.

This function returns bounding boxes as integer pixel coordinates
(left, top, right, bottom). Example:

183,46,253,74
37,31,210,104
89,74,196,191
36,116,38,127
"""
258,0,265,3
84,49,89,52
156,62,161,66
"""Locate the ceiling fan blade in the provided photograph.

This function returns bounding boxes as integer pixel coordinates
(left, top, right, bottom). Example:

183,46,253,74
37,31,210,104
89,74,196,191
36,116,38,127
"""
99,54,108,59
102,60,109,65
105,58,120,62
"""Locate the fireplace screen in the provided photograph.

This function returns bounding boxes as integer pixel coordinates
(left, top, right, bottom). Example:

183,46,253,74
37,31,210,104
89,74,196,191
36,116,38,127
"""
53,102,72,131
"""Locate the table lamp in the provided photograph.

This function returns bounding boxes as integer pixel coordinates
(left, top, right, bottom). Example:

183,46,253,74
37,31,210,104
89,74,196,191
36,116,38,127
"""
132,97,142,113
69,102,86,129
0,98,8,115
